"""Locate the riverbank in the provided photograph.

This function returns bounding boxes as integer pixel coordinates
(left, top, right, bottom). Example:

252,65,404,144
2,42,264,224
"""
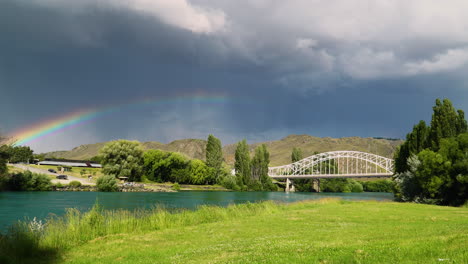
1,198,466,264
51,183,228,192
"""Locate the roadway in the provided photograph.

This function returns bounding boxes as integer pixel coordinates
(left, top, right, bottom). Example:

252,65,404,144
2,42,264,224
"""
10,164,95,185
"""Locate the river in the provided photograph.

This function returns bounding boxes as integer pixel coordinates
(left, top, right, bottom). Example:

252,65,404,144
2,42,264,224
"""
0,191,393,231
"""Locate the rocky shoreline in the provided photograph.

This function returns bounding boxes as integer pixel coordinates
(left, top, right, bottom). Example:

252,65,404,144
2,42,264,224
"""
52,185,176,192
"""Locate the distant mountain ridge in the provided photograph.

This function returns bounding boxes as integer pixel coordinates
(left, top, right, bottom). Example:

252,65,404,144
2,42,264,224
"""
44,135,403,166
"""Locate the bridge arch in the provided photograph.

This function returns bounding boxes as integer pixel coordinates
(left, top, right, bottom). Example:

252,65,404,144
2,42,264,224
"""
268,151,394,179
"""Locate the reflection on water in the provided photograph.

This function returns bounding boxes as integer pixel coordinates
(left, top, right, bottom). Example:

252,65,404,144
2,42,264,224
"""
0,191,393,231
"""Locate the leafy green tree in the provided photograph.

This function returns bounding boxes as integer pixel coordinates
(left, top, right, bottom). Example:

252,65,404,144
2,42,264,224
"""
291,147,303,163
234,139,251,188
100,140,144,182
205,134,223,182
96,175,119,192
143,150,189,183
3,146,34,163
189,159,212,185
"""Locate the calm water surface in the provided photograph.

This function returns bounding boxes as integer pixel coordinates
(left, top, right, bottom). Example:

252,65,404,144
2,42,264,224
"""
0,191,393,231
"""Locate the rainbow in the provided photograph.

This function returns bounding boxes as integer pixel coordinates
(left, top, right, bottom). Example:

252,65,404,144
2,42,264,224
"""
11,94,233,146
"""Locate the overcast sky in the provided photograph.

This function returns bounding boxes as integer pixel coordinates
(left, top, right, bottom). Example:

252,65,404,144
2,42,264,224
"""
1,0,468,153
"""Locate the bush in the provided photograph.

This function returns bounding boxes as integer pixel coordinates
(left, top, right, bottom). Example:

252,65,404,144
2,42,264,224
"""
68,181,82,188
349,180,364,193
220,174,240,191
361,179,394,192
6,171,52,191
321,178,363,193
172,182,180,191
96,175,119,192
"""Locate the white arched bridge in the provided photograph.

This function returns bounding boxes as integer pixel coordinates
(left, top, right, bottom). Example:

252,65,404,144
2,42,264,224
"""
268,151,394,192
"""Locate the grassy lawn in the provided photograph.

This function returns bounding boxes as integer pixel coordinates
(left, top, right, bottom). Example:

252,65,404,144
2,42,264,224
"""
3,199,464,264
6,165,24,174
60,200,467,264
28,164,104,179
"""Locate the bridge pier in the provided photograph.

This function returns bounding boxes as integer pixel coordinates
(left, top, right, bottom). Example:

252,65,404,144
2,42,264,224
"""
285,178,295,192
313,179,321,192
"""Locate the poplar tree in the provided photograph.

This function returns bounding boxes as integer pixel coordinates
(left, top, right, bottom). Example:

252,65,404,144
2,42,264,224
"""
429,98,466,150
205,134,223,182
234,139,251,187
395,98,467,173
291,147,303,163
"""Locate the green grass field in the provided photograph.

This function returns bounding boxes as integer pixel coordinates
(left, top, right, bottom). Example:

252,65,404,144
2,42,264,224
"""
28,164,104,179
1,199,467,264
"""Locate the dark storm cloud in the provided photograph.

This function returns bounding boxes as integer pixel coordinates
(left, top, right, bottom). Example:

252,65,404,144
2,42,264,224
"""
1,0,468,152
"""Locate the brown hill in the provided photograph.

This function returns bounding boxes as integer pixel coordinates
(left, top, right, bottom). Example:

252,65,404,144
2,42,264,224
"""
44,135,403,167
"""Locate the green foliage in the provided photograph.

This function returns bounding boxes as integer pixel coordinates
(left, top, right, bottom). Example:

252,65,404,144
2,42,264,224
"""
100,140,144,182
89,155,103,164
220,173,240,191
360,179,394,192
3,171,52,191
0,145,9,176
349,180,364,192
143,150,189,183
2,145,34,164
205,134,223,182
321,178,363,193
234,139,251,187
143,150,216,185
393,98,468,206
172,182,180,191
429,98,467,150
68,181,82,188
251,144,276,191
189,159,212,185
96,175,119,192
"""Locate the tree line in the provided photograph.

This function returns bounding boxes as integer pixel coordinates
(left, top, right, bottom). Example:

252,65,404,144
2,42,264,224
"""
97,135,276,191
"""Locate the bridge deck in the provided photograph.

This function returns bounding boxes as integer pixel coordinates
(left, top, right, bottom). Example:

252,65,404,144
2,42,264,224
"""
269,173,392,179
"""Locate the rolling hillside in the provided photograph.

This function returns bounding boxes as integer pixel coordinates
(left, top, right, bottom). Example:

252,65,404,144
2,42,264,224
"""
44,135,403,166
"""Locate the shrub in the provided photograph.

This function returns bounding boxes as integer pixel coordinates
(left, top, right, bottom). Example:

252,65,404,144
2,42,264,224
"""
172,182,180,191
220,174,240,191
6,171,52,191
361,179,394,192
349,180,364,193
68,181,82,188
96,175,119,192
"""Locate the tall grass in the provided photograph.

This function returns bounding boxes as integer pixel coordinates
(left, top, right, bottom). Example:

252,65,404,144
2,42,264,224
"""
0,201,279,263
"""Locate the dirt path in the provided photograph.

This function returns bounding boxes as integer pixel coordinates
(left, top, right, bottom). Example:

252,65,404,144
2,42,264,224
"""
11,164,96,185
